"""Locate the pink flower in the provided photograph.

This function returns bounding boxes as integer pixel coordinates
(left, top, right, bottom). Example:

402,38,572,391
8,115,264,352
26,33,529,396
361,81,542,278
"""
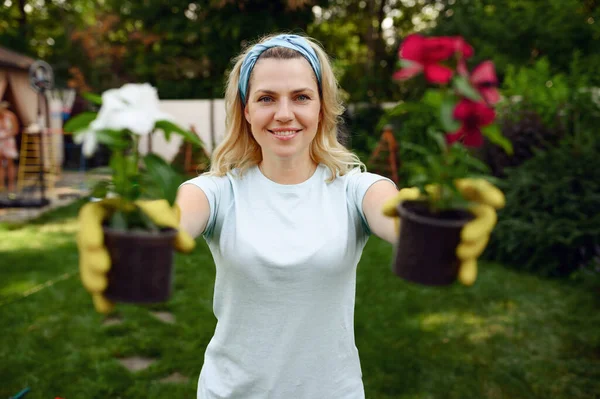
393,34,459,84
470,61,500,105
446,99,496,147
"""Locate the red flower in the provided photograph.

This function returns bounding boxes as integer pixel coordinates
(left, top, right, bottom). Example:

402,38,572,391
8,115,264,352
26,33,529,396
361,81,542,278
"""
470,61,500,105
393,34,459,84
453,37,474,59
446,99,495,147
454,37,474,76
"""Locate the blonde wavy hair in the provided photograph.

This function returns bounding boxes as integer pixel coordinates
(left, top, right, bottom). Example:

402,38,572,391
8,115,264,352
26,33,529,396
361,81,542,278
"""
205,33,365,182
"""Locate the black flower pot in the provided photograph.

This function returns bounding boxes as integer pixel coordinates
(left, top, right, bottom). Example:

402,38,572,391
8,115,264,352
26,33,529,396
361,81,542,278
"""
393,200,474,286
103,227,178,303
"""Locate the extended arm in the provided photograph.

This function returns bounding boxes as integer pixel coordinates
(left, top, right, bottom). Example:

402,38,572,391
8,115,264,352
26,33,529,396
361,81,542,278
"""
175,183,212,239
362,180,399,244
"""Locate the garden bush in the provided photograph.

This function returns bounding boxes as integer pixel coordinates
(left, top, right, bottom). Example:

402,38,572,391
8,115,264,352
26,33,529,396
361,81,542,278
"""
478,109,563,178
479,56,600,178
500,58,571,126
344,104,385,161
483,132,600,277
476,59,568,177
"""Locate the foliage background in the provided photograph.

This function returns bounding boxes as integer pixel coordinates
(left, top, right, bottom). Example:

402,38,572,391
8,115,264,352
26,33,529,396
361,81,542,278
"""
2,0,599,279
2,0,599,102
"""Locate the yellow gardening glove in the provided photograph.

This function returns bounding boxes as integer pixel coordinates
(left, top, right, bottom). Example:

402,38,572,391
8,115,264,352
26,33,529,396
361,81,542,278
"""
77,199,195,314
382,178,505,286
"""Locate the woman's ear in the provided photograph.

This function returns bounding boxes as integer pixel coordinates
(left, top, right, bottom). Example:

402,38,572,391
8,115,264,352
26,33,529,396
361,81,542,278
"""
244,104,251,123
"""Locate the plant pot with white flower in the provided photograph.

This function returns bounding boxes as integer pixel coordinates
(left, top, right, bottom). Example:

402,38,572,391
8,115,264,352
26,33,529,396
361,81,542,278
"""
383,34,513,286
65,83,203,303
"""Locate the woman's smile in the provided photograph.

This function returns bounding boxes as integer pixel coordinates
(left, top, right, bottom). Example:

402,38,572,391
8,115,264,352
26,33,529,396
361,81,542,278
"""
268,127,302,140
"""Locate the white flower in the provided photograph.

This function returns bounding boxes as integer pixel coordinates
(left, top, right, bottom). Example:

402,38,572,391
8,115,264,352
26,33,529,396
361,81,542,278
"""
73,128,98,157
73,83,175,157
90,83,174,136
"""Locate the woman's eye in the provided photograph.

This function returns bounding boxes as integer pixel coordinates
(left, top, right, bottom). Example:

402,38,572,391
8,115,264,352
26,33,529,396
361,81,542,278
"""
258,96,273,103
296,94,310,101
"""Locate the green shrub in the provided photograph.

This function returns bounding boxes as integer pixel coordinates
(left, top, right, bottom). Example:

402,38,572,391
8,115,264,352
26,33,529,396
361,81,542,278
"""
484,133,600,277
501,58,571,126
476,59,570,178
477,109,564,177
479,56,600,178
345,104,386,161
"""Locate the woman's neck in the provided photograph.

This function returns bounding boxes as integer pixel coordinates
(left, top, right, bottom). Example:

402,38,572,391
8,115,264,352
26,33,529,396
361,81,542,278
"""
258,156,318,185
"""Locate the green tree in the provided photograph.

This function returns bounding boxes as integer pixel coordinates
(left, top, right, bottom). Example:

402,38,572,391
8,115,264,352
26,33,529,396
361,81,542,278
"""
92,0,322,98
1,0,323,98
429,0,600,83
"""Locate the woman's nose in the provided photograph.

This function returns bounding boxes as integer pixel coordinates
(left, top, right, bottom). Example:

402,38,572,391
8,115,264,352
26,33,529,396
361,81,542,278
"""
274,99,293,122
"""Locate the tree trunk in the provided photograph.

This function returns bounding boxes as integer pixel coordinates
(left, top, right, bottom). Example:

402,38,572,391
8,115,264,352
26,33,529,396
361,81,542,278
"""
17,0,28,52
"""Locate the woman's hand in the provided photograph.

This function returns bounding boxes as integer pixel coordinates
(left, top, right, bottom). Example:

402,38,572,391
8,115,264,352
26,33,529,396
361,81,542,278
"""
382,179,505,285
77,199,195,313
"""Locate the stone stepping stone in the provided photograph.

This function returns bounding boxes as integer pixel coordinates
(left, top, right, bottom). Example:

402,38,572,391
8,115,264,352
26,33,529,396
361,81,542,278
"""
102,316,124,327
118,356,156,372
159,372,189,384
151,311,176,324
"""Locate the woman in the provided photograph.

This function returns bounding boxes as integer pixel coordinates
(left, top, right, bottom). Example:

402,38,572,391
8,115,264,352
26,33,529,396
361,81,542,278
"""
77,33,502,399
176,34,398,398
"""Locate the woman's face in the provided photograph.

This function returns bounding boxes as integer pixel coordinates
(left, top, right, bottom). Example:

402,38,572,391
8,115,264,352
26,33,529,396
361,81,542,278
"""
244,57,321,162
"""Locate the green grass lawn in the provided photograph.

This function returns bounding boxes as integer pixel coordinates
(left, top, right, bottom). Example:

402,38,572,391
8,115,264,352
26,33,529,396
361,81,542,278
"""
1,201,599,399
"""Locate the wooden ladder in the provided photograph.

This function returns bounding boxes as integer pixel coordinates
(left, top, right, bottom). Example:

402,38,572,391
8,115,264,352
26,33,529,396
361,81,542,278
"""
16,129,60,193
368,126,400,184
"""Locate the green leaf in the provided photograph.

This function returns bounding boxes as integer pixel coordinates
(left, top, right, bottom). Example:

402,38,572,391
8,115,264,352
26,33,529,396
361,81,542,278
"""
64,112,97,134
109,152,124,172
422,89,443,108
82,92,103,105
482,124,514,155
155,120,204,147
90,180,111,199
407,173,429,187
440,96,461,133
423,153,441,181
427,127,448,152
95,130,130,150
388,101,425,116
109,151,127,198
402,142,432,157
110,210,128,230
142,153,184,206
452,75,481,102
400,59,418,69
460,153,490,174
125,154,138,176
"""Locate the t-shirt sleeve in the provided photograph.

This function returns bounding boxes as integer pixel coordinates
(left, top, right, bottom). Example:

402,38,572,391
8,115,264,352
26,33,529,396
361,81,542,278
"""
179,174,229,240
346,169,396,235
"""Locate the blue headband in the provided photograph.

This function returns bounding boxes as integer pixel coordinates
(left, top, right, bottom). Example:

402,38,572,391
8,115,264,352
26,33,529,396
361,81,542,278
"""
238,34,322,105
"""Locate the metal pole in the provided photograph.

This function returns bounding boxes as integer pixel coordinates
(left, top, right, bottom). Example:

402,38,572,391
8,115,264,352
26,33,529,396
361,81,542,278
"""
37,91,46,202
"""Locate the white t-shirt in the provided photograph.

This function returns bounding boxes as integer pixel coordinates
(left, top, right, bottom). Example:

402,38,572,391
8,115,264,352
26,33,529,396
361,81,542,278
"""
182,164,394,399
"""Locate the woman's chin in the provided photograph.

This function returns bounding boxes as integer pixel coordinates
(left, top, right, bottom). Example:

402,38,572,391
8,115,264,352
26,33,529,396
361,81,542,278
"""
264,146,307,160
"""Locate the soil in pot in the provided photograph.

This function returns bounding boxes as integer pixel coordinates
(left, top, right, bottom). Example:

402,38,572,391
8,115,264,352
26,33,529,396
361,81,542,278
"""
103,226,178,303
393,200,474,286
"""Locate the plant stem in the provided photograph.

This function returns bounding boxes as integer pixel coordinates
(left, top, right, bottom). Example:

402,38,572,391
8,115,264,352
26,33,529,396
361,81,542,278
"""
132,134,140,175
